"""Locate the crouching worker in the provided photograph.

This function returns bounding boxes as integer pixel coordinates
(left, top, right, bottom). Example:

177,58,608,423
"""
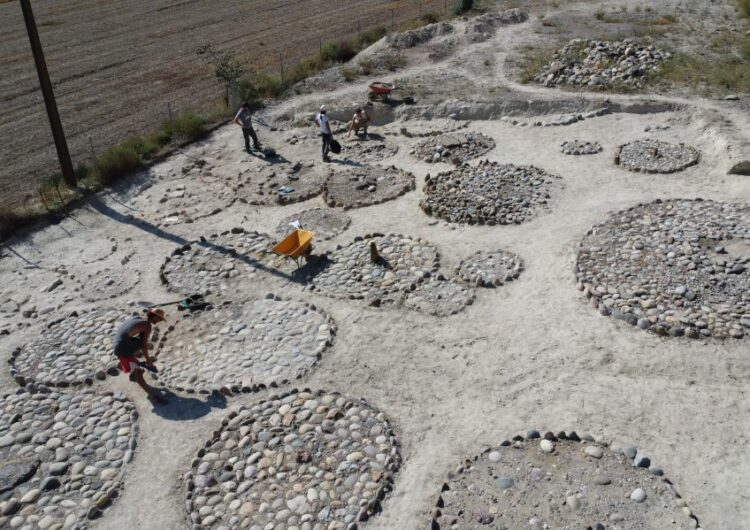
113,309,167,405
347,108,372,138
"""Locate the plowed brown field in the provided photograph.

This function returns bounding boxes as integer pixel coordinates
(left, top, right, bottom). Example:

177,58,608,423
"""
0,0,449,207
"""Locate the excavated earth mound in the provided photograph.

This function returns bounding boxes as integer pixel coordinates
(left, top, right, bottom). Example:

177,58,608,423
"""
576,199,750,339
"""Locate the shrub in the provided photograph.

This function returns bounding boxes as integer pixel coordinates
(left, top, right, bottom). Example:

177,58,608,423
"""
169,113,207,141
121,136,160,159
739,0,750,17
96,145,144,186
356,26,387,49
421,12,440,24
0,208,35,240
340,66,359,81
321,38,357,63
455,0,474,15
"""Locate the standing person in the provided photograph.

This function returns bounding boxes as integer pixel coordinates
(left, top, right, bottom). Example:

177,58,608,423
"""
234,102,262,153
315,105,333,162
347,108,372,138
113,309,167,405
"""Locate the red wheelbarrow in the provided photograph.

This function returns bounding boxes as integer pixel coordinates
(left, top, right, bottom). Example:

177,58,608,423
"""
368,81,396,102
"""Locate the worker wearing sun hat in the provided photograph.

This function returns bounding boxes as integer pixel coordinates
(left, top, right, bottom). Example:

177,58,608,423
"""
112,308,167,405
314,104,333,162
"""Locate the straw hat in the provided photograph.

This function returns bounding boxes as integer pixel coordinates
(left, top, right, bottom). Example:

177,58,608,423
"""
147,308,166,322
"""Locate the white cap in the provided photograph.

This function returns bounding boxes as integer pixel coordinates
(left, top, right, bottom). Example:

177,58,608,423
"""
320,105,326,112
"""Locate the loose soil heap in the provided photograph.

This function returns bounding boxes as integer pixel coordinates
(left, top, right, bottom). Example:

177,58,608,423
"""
0,389,138,530
420,160,561,225
153,295,334,395
615,139,700,173
431,430,702,530
535,38,671,89
576,199,750,339
184,389,400,529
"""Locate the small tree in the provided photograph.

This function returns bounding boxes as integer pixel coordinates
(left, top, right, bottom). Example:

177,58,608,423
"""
197,44,247,106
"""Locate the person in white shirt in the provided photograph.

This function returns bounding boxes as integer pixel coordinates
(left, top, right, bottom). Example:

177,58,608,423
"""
314,105,333,162
234,102,262,152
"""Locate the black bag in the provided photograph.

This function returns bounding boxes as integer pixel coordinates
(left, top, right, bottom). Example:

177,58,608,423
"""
330,138,341,154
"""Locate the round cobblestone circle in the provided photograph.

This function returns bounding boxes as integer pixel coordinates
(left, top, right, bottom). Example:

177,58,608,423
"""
160,229,274,296
457,250,523,287
560,140,602,155
399,278,475,316
120,174,236,226
430,430,702,530
234,163,325,206
340,138,399,162
9,308,163,388
276,209,352,241
420,160,561,225
0,388,138,530
184,389,400,529
413,132,495,164
323,166,415,209
81,266,141,303
310,234,440,301
576,199,750,339
615,139,699,173
153,295,335,394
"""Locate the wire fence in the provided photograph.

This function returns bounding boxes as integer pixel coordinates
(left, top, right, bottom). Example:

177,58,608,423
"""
0,0,468,211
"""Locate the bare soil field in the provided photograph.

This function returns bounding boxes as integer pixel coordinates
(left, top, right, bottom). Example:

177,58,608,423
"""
0,0,449,208
1,2,750,530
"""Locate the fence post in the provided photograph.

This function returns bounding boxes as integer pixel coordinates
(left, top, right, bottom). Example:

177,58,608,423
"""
419,0,422,17
279,52,284,83
167,101,173,125
391,9,394,29
444,0,447,14
88,136,98,166
319,37,323,59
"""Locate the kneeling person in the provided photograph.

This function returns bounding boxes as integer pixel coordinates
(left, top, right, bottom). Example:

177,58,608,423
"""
113,309,167,404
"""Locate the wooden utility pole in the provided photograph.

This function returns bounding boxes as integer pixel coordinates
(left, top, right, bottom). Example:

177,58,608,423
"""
20,0,75,187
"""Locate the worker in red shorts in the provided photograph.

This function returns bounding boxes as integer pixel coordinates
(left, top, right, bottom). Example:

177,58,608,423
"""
113,309,167,404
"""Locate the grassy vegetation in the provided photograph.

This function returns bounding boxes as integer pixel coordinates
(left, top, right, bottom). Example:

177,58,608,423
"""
739,0,750,17
455,0,474,15
654,52,750,95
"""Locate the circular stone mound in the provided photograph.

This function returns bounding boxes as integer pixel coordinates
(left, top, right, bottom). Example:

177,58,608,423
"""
0,388,138,529
414,132,495,164
154,296,335,394
615,139,699,173
184,389,400,529
457,250,523,287
561,140,602,155
121,174,236,226
431,430,702,530
311,234,440,300
276,208,352,241
323,166,415,209
9,308,160,387
82,266,141,302
340,138,399,162
576,199,750,339
160,229,274,295
234,163,325,205
420,160,561,225
400,278,475,316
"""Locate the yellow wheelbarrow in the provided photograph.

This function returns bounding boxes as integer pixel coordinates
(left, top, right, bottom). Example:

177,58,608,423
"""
272,229,315,268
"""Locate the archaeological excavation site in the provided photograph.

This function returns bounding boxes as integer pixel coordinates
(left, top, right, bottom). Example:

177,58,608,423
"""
1,0,750,529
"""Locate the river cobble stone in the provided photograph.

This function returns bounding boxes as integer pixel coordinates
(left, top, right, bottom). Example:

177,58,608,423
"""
420,160,561,225
184,389,400,529
615,139,699,173
0,389,138,530
576,199,750,339
154,296,335,394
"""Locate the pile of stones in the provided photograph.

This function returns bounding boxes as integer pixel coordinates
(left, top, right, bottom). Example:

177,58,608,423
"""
310,234,440,301
153,295,335,395
233,163,325,205
395,120,469,138
339,139,398,163
276,209,351,241
420,160,561,225
576,199,750,339
466,9,529,43
534,38,671,89
413,132,495,165
81,266,140,303
430,429,702,530
160,229,274,296
501,107,610,128
0,388,138,529
9,308,156,387
456,249,523,287
561,140,603,156
323,166,415,209
388,21,453,49
615,139,700,173
184,389,400,529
